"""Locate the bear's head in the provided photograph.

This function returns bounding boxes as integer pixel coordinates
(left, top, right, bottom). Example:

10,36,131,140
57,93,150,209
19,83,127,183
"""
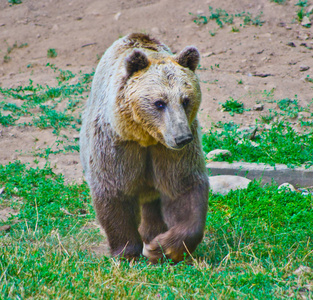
116,46,201,150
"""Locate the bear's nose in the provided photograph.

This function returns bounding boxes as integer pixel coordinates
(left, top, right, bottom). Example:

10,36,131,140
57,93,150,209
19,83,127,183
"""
174,134,193,147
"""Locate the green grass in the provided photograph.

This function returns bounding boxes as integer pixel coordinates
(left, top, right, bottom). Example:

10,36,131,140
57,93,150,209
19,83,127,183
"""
270,0,286,4
0,64,93,156
0,161,312,298
295,0,308,7
203,121,313,168
0,65,91,131
8,0,22,5
191,7,264,29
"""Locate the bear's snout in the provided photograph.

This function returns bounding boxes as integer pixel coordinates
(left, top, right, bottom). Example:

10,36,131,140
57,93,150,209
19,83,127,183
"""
174,133,193,148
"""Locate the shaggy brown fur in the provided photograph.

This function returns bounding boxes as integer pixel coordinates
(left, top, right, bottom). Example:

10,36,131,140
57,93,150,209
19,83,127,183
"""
80,33,209,263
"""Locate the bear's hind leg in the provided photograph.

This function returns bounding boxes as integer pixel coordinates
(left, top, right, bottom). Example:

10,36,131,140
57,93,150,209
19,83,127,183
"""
94,194,143,260
139,198,168,244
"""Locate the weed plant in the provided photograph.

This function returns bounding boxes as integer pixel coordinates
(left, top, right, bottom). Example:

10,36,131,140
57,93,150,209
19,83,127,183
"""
0,161,312,298
47,48,58,58
8,0,22,5
270,0,286,4
220,98,248,116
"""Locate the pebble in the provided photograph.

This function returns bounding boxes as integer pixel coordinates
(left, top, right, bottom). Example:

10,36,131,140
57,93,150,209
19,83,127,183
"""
253,104,264,111
237,126,258,140
287,42,296,47
0,225,11,232
206,149,231,161
294,265,312,275
114,12,121,21
307,5,313,14
300,65,310,72
301,16,311,27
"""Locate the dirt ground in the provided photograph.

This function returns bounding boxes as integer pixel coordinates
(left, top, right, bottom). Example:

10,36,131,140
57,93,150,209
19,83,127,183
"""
0,0,312,183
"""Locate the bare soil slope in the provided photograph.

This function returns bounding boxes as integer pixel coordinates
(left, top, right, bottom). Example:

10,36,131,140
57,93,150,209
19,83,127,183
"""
0,0,312,182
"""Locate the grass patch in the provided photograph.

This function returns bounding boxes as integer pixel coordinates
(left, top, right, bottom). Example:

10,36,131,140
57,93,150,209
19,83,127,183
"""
0,64,93,135
191,7,264,29
0,162,312,298
203,121,313,168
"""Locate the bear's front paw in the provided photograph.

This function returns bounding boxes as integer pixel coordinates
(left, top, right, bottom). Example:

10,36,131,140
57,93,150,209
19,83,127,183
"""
142,240,185,264
142,242,165,264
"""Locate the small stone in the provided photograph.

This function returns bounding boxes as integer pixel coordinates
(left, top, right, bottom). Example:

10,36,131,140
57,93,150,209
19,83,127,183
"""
114,12,121,21
206,149,231,161
294,265,313,275
0,225,11,232
253,104,264,111
52,24,59,31
250,141,259,147
202,51,215,57
289,60,297,65
287,42,296,47
298,112,311,119
301,16,311,27
300,65,310,72
237,126,258,140
151,27,160,35
278,183,296,192
208,175,251,195
307,5,313,14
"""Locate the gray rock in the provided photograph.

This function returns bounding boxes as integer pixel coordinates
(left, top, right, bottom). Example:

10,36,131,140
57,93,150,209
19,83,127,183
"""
253,104,264,111
301,16,311,27
209,175,251,195
237,126,258,140
300,65,310,72
206,149,231,161
278,183,296,192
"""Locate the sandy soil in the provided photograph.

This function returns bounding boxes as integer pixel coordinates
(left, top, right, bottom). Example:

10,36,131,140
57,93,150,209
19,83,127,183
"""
0,0,312,183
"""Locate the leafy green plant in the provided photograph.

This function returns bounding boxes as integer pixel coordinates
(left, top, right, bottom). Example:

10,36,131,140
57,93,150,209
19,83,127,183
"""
270,0,286,4
220,98,247,116
277,98,301,118
47,48,58,58
296,0,308,7
8,0,22,5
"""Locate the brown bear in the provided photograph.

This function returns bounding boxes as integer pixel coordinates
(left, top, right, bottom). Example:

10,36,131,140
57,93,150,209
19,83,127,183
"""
80,33,209,263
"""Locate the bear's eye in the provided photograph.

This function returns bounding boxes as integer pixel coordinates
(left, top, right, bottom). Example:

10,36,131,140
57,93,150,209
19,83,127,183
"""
182,97,190,109
154,100,166,110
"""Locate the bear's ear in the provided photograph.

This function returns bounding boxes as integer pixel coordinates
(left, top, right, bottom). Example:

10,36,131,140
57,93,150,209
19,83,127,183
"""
175,46,200,72
125,50,149,77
